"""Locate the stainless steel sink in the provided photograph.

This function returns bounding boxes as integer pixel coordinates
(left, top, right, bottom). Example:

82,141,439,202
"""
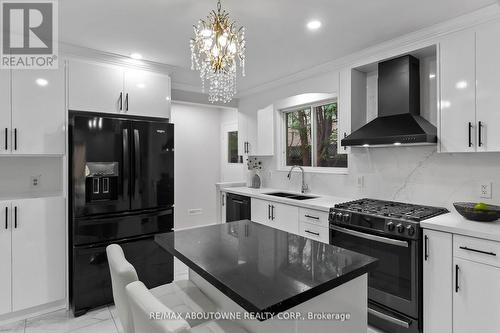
264,192,317,200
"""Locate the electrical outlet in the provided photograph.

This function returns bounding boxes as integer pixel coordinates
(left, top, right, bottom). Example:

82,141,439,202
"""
31,175,41,188
480,183,492,199
188,208,203,216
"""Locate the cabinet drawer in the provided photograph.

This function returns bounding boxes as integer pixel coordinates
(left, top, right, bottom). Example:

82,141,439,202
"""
299,222,329,244
454,235,500,267
298,208,329,228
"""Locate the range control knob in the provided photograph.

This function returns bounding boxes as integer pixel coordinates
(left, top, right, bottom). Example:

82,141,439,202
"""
397,223,405,233
342,213,351,223
407,225,415,236
386,222,395,231
336,212,343,222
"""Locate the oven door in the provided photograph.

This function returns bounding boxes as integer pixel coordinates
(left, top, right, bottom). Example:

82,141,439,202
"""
330,225,420,318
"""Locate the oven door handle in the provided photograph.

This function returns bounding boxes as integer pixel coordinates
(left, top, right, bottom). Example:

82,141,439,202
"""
330,225,409,248
368,308,410,329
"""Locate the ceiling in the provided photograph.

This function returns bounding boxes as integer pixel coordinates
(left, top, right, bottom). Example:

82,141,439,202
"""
60,0,496,95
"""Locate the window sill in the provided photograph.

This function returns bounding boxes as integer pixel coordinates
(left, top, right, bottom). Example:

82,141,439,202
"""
277,166,349,175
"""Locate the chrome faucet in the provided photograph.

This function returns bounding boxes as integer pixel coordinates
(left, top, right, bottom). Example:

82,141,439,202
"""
287,165,309,194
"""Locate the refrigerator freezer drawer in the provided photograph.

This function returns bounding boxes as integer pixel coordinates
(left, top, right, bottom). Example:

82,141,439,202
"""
71,234,174,316
73,208,173,246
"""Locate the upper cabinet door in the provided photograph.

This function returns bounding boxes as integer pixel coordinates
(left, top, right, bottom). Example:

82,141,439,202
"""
123,70,171,119
439,30,476,153
69,61,124,113
11,197,65,312
0,201,11,316
11,67,65,155
256,105,274,156
476,21,500,152
0,69,11,155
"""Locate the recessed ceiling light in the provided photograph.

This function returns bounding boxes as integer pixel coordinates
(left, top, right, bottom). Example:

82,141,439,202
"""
455,80,468,90
36,78,48,86
130,53,143,60
307,20,322,30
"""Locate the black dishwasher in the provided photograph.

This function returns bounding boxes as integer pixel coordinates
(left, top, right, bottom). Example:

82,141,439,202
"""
226,193,251,222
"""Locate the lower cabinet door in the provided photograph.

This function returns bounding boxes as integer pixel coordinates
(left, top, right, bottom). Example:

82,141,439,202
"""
271,203,298,234
11,197,65,311
250,198,270,225
423,229,452,333
0,201,11,315
453,257,500,333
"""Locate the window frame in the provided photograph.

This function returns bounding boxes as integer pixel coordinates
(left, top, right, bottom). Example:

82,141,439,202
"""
278,98,348,174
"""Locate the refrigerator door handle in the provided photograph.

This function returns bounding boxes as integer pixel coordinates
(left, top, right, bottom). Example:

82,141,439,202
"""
133,129,141,199
123,128,130,198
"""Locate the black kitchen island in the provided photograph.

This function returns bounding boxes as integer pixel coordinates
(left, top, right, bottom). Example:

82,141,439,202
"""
157,220,377,333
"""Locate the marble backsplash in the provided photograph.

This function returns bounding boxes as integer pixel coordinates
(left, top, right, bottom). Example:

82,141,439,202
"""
259,146,500,210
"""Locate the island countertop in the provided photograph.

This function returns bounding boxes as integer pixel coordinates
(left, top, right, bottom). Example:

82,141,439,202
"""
158,220,377,318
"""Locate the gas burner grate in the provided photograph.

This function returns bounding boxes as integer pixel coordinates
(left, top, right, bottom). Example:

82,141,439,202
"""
335,199,448,222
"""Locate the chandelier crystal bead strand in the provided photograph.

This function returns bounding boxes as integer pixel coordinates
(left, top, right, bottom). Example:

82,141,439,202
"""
190,0,246,103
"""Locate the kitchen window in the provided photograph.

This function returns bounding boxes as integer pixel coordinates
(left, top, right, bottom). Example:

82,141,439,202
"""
282,100,347,169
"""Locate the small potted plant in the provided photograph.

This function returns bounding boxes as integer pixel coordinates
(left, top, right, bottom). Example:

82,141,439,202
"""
247,157,262,188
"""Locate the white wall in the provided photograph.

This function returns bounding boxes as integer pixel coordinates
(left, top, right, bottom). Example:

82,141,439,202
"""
0,157,63,199
171,103,226,229
237,16,500,211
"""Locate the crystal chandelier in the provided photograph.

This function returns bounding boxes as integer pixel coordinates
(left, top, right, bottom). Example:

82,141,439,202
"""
190,0,246,103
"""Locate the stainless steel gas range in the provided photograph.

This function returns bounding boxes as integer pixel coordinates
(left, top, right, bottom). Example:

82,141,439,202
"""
329,199,448,333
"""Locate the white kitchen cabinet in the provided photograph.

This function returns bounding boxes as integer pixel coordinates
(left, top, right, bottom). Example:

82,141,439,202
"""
255,105,274,156
0,70,11,155
299,222,329,243
69,60,172,119
476,21,500,152
11,68,66,155
11,197,65,311
250,198,298,234
337,68,351,154
238,107,257,156
299,208,329,228
439,29,476,153
250,198,270,225
0,201,12,315
123,69,171,118
271,202,299,233
68,60,124,113
422,229,452,333
453,257,500,333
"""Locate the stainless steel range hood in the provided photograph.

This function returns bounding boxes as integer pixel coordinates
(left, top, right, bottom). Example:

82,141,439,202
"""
341,55,437,147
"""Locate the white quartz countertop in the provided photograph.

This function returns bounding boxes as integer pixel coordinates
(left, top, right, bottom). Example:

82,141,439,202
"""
220,186,353,212
421,211,500,242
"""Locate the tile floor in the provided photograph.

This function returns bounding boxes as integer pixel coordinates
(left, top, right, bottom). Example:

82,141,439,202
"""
0,259,189,333
0,259,384,333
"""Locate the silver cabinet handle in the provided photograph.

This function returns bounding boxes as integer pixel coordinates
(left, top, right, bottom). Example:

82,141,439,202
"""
304,214,319,220
330,225,409,248
459,246,496,256
304,230,320,236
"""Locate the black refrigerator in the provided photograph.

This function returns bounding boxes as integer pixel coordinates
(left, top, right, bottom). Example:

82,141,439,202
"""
68,111,174,316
